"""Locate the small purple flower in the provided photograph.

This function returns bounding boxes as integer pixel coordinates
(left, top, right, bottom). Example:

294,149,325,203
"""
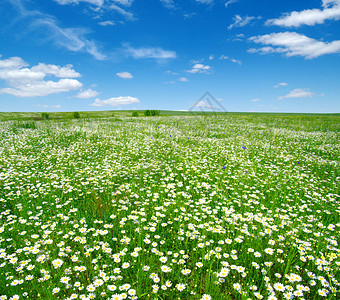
298,161,300,164
158,126,160,128
222,166,226,170
242,146,247,150
170,135,172,137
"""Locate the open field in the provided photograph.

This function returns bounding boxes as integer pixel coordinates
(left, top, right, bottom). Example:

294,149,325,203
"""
0,113,339,300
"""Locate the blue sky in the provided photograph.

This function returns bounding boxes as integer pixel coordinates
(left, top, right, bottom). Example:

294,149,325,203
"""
0,0,339,113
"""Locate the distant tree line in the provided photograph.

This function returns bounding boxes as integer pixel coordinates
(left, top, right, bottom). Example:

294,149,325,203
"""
144,110,160,116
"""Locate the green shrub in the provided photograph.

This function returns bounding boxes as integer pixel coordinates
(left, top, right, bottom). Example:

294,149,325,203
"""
73,112,80,119
151,110,160,116
132,111,139,117
144,110,151,116
41,112,50,120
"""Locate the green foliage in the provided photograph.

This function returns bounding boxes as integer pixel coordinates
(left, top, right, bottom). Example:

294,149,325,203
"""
151,110,160,116
145,110,160,116
132,111,139,117
0,114,339,299
73,111,80,119
41,112,50,120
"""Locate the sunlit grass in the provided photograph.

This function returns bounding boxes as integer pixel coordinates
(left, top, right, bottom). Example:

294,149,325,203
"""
0,114,339,300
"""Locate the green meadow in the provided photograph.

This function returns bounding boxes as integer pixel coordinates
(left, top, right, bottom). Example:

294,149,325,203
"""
0,112,339,300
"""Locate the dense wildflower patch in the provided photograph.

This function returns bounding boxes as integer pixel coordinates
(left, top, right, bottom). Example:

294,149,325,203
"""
0,115,339,299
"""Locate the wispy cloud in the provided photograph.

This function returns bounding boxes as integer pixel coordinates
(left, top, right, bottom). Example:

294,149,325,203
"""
225,0,238,8
219,55,242,65
278,88,315,100
116,71,133,79
54,0,105,6
75,89,99,98
91,96,140,107
228,15,261,29
7,0,107,60
98,20,115,26
195,0,213,4
251,98,261,102
186,63,212,74
36,104,61,108
123,43,177,59
274,82,288,88
266,0,340,27
160,0,176,9
0,55,83,97
248,32,340,59
109,4,136,21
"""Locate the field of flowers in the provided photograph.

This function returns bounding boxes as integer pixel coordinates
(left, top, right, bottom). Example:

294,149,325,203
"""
0,114,339,300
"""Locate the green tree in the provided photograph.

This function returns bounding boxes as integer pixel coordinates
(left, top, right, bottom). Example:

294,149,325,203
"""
41,112,50,120
73,112,80,119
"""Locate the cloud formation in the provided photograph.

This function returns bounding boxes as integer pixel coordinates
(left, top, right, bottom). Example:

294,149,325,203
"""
160,0,176,9
274,82,288,88
75,89,99,98
116,72,133,79
0,55,82,97
8,0,106,60
187,63,212,74
225,0,238,8
91,96,140,106
266,0,340,27
278,88,315,100
123,44,177,59
228,15,261,29
248,32,340,59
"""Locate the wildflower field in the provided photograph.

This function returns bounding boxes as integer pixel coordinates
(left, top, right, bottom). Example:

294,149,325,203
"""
0,113,339,300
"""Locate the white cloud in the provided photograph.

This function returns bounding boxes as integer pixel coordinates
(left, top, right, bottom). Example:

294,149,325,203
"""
116,71,133,79
37,104,61,108
34,18,106,60
123,44,177,59
98,20,115,26
266,0,340,27
31,63,81,78
196,100,214,108
0,56,28,69
249,32,340,59
228,15,261,29
209,55,214,60
230,58,242,65
0,68,45,82
274,82,288,88
179,77,188,82
195,0,213,4
219,55,242,65
110,4,136,20
219,55,229,60
225,0,238,8
187,63,212,74
54,0,104,6
76,89,99,98
0,55,83,97
251,98,261,102
160,0,176,9
278,88,315,100
7,0,107,60
112,0,134,6
1,79,82,97
91,96,140,107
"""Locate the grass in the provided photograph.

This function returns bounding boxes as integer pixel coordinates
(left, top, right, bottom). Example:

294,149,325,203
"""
0,113,339,300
